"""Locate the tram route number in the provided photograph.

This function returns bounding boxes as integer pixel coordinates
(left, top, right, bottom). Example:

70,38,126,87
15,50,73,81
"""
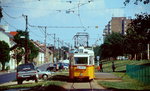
77,66,86,69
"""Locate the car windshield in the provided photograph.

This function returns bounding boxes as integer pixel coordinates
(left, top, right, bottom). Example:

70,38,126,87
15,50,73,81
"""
74,57,88,64
17,64,35,71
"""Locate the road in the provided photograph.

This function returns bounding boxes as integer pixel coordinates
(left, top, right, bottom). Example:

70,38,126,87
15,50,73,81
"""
0,72,16,84
0,63,50,85
64,80,112,91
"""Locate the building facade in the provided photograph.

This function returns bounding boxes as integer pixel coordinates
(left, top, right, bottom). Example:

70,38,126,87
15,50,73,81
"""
31,40,53,66
0,28,17,70
103,17,131,37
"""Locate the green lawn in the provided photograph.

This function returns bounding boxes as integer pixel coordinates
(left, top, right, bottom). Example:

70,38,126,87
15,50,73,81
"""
98,72,150,90
97,60,150,90
99,60,150,72
0,81,66,90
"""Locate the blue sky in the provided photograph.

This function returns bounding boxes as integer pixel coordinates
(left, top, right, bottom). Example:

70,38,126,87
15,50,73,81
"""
0,0,150,48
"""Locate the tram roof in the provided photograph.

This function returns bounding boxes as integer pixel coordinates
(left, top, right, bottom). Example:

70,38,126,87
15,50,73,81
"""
73,46,94,56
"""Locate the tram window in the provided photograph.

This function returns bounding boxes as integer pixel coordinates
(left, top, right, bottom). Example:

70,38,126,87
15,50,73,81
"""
74,57,88,64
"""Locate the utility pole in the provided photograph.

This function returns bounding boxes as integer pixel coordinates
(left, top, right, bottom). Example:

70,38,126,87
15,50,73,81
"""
38,26,47,62
74,32,89,48
44,26,47,63
54,33,56,49
22,14,28,64
58,38,60,61
53,33,56,63
47,33,56,63
148,43,149,60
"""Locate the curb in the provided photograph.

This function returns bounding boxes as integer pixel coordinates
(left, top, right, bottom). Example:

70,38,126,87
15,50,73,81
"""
94,78,122,80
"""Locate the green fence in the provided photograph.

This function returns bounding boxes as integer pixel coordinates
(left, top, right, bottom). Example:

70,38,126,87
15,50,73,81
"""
126,64,150,85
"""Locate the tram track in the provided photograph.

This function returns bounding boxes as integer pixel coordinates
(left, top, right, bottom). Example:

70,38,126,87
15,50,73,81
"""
69,80,94,91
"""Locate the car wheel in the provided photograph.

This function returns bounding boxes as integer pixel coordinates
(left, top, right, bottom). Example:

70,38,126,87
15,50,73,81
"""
42,74,48,80
35,78,38,83
17,80,23,84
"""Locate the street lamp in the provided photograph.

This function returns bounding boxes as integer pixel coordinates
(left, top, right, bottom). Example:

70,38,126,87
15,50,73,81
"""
148,44,149,60
147,29,150,60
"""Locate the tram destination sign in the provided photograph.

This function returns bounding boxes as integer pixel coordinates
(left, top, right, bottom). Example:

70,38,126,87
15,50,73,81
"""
77,66,86,69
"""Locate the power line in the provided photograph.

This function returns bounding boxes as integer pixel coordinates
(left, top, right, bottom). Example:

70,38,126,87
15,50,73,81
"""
77,0,87,31
1,0,94,14
2,9,22,19
38,26,45,35
28,27,44,39
28,23,96,29
2,18,18,30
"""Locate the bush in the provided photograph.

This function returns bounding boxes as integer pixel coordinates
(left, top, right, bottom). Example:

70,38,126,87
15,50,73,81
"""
5,66,10,71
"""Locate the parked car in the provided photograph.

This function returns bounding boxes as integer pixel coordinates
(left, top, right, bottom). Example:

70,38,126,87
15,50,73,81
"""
63,63,69,69
37,69,54,80
16,63,38,84
57,62,69,70
47,63,57,72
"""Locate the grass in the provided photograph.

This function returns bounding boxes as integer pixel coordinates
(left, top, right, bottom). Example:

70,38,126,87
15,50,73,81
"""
54,71,69,76
96,60,150,72
0,81,66,90
98,72,150,90
97,60,150,90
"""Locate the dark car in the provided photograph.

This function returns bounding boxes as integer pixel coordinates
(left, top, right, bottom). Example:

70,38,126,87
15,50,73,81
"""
47,63,57,72
16,63,38,84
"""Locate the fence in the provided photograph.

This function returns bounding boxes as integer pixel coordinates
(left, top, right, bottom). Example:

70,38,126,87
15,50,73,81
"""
126,64,150,85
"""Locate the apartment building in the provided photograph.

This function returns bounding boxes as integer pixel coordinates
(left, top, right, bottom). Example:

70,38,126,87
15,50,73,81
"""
103,17,131,36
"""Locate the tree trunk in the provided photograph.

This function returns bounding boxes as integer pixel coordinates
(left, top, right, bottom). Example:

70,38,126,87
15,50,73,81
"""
131,54,135,60
2,62,5,71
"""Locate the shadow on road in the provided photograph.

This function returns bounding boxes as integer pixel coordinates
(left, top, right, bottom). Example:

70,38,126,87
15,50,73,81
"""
25,85,66,91
48,75,70,82
48,75,93,82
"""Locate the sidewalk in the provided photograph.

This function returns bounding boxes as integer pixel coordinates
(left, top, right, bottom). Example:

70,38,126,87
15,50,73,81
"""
95,72,121,80
0,70,16,75
63,80,105,90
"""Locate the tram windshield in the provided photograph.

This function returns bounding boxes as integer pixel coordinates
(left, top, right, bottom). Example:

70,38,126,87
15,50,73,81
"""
74,57,88,64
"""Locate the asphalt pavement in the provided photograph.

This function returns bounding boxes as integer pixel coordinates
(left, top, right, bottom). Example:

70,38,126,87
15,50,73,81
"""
0,71,16,84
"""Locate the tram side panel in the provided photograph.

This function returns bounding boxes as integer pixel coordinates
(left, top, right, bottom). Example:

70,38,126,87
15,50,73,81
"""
87,65,95,79
69,65,95,80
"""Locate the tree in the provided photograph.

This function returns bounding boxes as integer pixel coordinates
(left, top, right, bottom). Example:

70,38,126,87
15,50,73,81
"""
124,0,150,5
0,40,10,71
124,13,150,59
129,13,150,43
93,46,100,62
28,41,39,62
14,30,39,63
100,32,124,60
14,47,24,65
0,7,3,22
124,28,145,59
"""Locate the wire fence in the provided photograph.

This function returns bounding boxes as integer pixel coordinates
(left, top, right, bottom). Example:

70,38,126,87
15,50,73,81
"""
126,64,150,85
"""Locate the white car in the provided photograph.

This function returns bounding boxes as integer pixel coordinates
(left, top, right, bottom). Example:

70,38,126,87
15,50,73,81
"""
37,69,54,80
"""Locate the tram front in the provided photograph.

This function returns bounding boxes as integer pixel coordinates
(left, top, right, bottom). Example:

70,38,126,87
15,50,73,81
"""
69,47,95,81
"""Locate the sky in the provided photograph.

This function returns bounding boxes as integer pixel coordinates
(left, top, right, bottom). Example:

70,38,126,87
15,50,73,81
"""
0,0,150,48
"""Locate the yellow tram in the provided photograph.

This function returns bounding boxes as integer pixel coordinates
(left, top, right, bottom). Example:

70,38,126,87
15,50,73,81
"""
69,46,95,80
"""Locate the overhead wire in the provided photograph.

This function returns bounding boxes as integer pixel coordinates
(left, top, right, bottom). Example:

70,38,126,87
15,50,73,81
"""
2,9,22,19
28,23,90,29
1,0,95,14
1,0,96,44
77,0,88,31
28,27,44,41
38,26,45,35
2,18,18,30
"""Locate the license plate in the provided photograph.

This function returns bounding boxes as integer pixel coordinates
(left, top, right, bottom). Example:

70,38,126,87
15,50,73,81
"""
77,66,86,69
